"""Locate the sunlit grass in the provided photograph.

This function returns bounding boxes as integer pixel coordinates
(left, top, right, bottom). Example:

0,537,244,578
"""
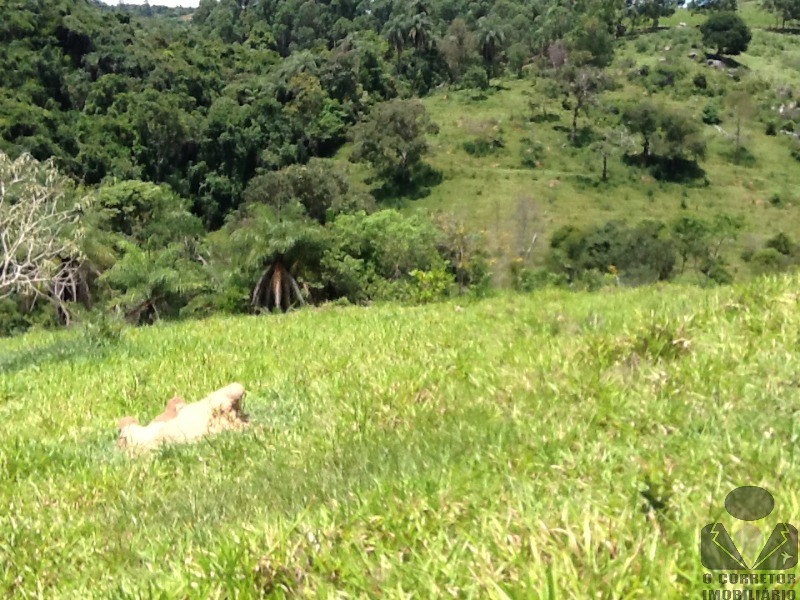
2,275,800,596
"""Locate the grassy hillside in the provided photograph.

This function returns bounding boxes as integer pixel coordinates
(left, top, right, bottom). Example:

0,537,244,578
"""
3,275,800,596
350,4,800,283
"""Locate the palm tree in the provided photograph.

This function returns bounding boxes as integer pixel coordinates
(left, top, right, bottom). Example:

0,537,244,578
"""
409,0,431,15
407,12,435,51
227,203,323,313
100,241,208,324
477,19,506,78
384,16,408,55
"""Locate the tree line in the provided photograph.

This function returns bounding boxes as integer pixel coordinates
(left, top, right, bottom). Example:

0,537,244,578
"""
0,0,795,335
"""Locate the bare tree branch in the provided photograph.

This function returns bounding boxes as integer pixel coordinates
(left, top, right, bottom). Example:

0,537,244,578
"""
0,152,79,301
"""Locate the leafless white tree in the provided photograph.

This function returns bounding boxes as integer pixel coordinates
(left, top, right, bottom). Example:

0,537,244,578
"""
0,152,78,302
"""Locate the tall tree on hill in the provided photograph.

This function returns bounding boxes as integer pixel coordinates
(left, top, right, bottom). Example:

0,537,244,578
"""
439,18,478,80
477,17,507,78
623,100,662,161
235,160,372,312
700,12,752,55
726,90,757,157
351,99,439,187
762,0,800,29
408,12,435,51
559,66,606,144
384,16,408,55
627,0,680,29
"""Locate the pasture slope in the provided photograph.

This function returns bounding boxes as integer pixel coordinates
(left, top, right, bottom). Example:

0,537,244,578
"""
371,2,800,281
2,275,800,597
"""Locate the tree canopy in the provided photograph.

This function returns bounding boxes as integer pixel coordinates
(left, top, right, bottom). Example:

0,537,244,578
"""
700,12,752,55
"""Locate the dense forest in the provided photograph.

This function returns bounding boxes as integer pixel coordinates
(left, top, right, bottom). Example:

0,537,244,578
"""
2,0,800,334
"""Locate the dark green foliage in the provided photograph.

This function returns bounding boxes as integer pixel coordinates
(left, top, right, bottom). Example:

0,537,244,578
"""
762,0,800,29
510,264,569,292
623,100,706,178
700,12,752,55
463,136,504,157
92,181,203,248
627,0,681,29
690,0,739,11
74,180,207,322
765,121,778,136
749,247,789,274
243,159,373,225
546,214,743,287
791,141,800,162
702,103,722,125
744,232,800,275
644,63,686,92
671,215,739,283
623,100,661,159
351,99,439,188
766,232,796,256
0,298,60,337
693,74,708,90
547,220,678,285
439,18,480,81
657,110,707,162
460,65,490,90
321,210,445,302
571,16,615,68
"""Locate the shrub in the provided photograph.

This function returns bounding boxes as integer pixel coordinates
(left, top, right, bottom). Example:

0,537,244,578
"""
460,66,489,90
749,248,789,275
701,103,722,125
791,142,800,163
322,210,444,303
81,311,125,349
463,136,504,157
702,259,734,285
644,63,686,92
0,298,32,337
407,266,455,304
765,232,796,256
770,193,785,207
765,121,778,136
547,220,678,285
520,137,546,168
693,74,708,90
510,261,568,291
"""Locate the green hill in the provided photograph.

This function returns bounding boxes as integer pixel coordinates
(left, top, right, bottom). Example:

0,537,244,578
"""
367,4,800,282
3,274,800,596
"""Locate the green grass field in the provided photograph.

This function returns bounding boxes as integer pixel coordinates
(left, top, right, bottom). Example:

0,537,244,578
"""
3,274,800,597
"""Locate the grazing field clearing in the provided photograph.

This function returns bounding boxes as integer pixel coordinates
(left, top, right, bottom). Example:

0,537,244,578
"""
327,4,800,285
2,275,800,597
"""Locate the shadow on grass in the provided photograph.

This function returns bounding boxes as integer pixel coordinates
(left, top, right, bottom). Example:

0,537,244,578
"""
371,164,444,205
723,147,757,167
573,126,598,148
529,113,561,124
0,337,103,375
765,26,800,35
704,52,745,69
622,153,707,183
